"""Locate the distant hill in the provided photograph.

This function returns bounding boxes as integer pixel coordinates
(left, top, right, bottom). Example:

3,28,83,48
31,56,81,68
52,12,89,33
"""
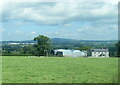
51,38,117,43
0,38,117,44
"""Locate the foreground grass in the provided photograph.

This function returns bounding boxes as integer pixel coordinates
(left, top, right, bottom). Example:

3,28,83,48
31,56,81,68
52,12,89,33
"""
2,56,118,83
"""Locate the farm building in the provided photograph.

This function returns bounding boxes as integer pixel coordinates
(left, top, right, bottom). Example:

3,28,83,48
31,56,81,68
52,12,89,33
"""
54,49,87,57
89,48,109,57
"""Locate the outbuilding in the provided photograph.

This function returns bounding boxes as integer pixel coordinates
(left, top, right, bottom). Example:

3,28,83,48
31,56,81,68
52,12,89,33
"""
54,49,87,57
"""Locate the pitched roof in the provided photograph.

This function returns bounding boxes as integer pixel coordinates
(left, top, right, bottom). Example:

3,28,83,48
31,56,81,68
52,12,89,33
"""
91,49,109,52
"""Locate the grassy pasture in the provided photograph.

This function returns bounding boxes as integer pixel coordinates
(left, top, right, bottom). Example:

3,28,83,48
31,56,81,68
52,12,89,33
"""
2,56,118,83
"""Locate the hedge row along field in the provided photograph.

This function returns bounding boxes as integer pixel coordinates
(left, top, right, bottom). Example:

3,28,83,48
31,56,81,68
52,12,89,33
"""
2,56,118,83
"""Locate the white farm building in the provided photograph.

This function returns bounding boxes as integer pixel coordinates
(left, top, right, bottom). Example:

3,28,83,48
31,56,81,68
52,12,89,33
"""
54,49,87,57
90,48,109,57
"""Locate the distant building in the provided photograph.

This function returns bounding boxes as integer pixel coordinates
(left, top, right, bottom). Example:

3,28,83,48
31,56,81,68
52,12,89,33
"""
54,49,87,57
90,48,109,57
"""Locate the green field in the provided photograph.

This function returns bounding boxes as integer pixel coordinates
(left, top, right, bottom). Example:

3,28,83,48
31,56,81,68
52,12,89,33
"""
2,56,118,83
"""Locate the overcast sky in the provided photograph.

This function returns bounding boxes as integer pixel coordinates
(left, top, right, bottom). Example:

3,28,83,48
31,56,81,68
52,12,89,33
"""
0,0,118,41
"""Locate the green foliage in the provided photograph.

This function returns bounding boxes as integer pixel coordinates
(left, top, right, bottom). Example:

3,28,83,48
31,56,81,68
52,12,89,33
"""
2,56,118,83
33,35,51,56
74,46,92,51
2,38,117,57
2,44,34,55
115,41,120,57
2,54,33,56
21,45,34,54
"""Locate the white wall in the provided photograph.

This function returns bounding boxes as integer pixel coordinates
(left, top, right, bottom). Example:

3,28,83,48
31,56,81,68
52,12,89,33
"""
91,52,109,57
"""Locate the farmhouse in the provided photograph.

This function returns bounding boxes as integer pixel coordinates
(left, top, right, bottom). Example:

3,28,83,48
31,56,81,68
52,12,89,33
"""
90,48,109,57
54,49,87,57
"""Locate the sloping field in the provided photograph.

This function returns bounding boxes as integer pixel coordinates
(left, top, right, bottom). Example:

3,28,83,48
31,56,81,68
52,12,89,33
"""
2,56,118,83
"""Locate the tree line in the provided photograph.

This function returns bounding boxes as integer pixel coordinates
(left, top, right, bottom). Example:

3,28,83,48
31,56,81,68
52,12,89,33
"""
1,35,120,57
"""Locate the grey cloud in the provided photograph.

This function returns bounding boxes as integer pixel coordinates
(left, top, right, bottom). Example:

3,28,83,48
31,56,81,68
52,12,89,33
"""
2,2,118,25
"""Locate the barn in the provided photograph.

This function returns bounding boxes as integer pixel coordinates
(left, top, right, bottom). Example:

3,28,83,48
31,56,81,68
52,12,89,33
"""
54,49,87,57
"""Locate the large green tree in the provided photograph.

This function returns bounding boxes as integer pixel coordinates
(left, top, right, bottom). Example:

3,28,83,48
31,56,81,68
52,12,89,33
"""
33,35,51,56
